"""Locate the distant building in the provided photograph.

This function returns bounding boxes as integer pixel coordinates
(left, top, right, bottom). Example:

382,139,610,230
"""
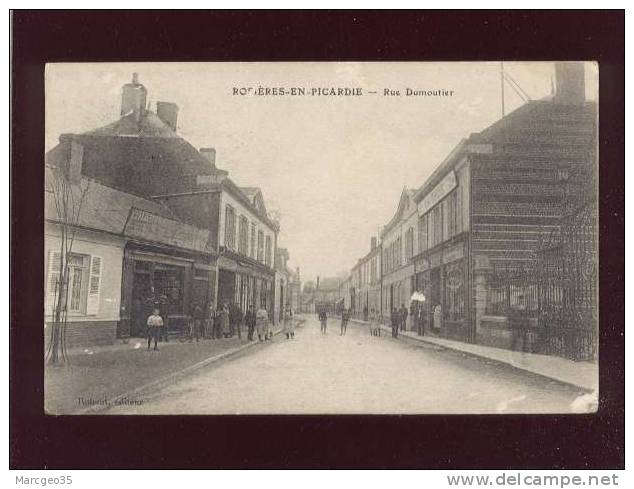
350,237,381,320
381,188,418,322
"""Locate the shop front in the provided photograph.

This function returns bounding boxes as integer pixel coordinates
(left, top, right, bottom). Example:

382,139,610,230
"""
120,245,216,338
118,207,217,339
413,238,470,341
217,253,275,319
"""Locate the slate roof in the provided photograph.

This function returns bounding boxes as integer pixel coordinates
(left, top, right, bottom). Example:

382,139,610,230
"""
45,165,177,236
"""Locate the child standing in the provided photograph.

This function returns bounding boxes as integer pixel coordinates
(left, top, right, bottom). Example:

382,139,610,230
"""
146,308,163,351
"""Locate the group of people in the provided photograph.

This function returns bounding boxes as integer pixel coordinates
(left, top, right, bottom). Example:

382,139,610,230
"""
310,304,414,341
389,304,410,338
145,301,278,350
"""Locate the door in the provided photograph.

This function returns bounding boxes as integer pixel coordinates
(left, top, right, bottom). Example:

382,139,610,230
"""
131,272,152,337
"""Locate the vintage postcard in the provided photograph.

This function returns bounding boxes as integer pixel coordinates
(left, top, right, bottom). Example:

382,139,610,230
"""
44,61,598,415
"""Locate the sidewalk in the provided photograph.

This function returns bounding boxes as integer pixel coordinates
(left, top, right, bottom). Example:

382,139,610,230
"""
45,320,303,414
350,318,597,392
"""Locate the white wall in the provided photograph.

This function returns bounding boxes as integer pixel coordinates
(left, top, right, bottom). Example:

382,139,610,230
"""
219,189,276,267
45,225,125,322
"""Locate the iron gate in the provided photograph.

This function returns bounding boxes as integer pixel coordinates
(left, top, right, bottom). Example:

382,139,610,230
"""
535,199,598,361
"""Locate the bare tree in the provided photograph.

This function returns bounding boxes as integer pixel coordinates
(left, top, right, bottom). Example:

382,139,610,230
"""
45,165,91,366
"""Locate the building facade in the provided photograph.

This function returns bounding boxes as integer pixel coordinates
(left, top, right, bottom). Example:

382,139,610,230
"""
350,237,381,320
45,73,286,344
381,188,418,324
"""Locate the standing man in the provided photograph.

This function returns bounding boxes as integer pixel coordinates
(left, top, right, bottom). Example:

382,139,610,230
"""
190,301,203,342
509,294,529,352
245,305,256,341
205,303,216,339
220,303,231,338
146,308,163,351
340,308,350,336
233,303,244,339
391,308,399,338
400,303,409,333
319,309,328,335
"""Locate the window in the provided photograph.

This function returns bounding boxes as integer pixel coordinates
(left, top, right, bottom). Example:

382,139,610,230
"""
224,205,236,250
265,235,272,267
68,254,89,313
444,261,465,321
257,230,264,262
405,227,414,261
46,251,101,316
238,216,249,255
418,214,428,253
431,205,443,247
447,191,459,239
250,223,256,258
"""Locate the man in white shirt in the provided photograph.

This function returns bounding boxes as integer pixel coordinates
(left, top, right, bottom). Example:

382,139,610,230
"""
146,308,163,351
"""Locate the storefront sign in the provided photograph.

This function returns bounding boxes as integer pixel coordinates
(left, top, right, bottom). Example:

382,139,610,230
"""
418,171,457,215
429,251,442,268
443,242,464,264
415,257,430,272
124,207,212,253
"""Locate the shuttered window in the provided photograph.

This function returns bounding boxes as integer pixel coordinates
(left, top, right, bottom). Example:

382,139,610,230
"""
45,251,101,316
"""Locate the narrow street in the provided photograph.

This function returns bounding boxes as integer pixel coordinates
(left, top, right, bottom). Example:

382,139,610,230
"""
107,316,583,414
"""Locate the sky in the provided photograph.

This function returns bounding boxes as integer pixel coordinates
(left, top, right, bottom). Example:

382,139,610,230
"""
45,62,598,282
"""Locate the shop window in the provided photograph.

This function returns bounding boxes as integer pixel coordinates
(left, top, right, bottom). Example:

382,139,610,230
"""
154,265,184,316
444,261,465,321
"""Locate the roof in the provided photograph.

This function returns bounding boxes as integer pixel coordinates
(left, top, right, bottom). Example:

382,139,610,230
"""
381,187,417,238
83,111,179,139
45,165,178,236
239,187,260,202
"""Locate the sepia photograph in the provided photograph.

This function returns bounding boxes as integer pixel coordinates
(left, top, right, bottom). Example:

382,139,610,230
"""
43,61,599,415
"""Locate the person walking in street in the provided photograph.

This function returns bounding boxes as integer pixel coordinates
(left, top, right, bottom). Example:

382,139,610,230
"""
220,303,231,338
283,306,293,339
245,305,256,341
146,308,163,351
288,308,295,339
340,308,350,336
319,309,328,335
390,308,399,338
400,304,409,333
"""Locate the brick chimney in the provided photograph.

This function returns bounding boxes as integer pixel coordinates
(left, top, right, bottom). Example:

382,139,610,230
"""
121,73,147,121
156,101,179,131
554,62,585,105
58,134,83,184
197,148,228,186
200,148,216,168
